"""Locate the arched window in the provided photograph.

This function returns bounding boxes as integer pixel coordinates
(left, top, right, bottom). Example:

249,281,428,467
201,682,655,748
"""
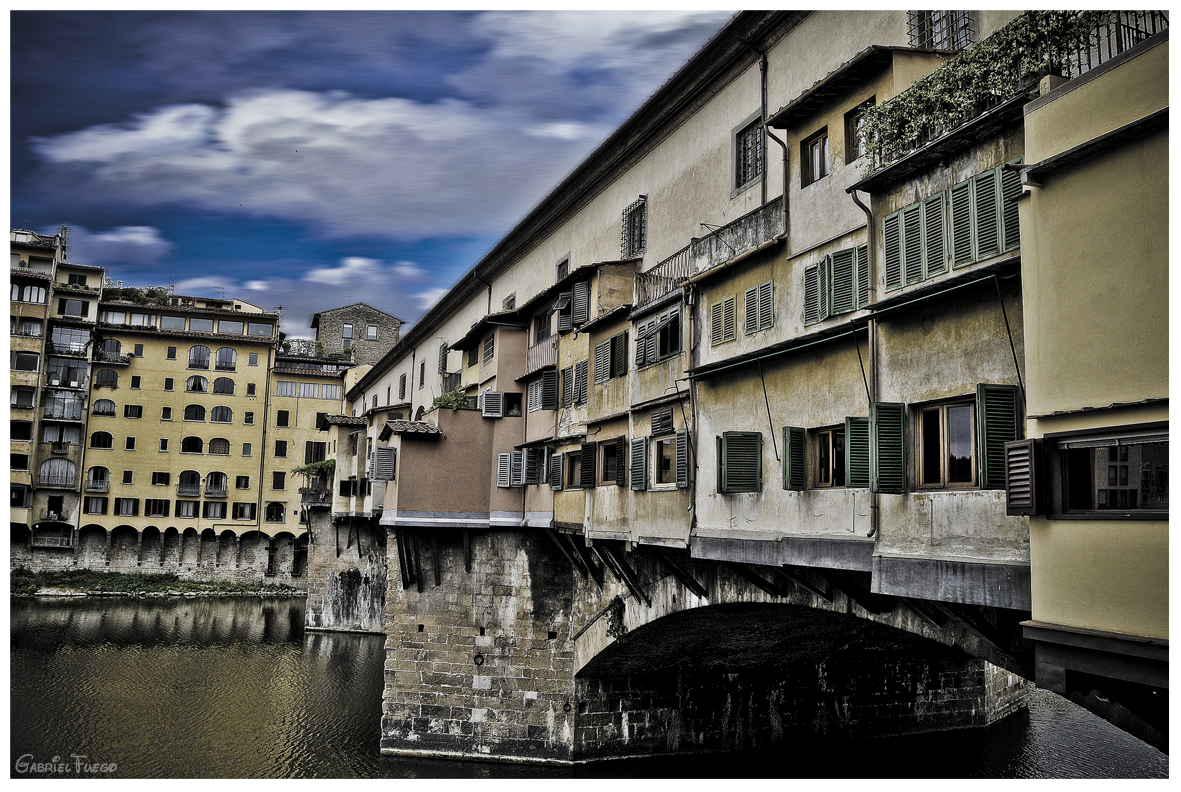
39,458,76,487
205,472,228,496
208,438,230,455
183,404,206,421
86,466,109,491
265,503,286,523
98,338,121,362
415,406,426,421
213,377,235,395
215,347,237,371
92,399,116,416
94,369,119,388
186,375,208,393
181,436,204,454
188,345,210,369
178,470,201,495
90,431,113,449
210,406,232,423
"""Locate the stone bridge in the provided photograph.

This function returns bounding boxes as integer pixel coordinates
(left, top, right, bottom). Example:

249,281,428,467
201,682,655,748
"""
379,527,1032,763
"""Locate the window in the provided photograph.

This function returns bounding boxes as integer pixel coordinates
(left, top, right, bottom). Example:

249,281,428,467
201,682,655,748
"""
398,374,406,400
802,129,829,187
734,114,765,191
566,449,583,489
710,296,737,345
190,318,214,332
209,438,230,455
481,333,495,365
184,404,206,422
554,281,590,332
246,382,256,396
593,331,629,383
14,319,41,337
130,375,141,389
918,401,976,488
247,323,272,337
133,343,144,357
151,471,170,486
178,470,201,496
129,312,152,327
304,441,327,464
188,345,210,369
601,438,624,487
717,431,762,493
115,497,139,516
212,347,235,371
164,378,174,392
242,443,252,457
177,500,198,518
635,307,680,367
159,439,169,452
90,431,113,449
12,284,46,303
203,501,226,519
211,406,232,423
42,424,81,445
277,380,296,397
51,325,88,353
527,370,559,412
40,458,77,488
84,497,108,515
160,406,172,421
206,472,228,496
122,470,134,484
654,437,675,485
276,410,290,428
570,360,589,406
249,352,258,366
145,499,169,518
367,325,378,341
11,387,35,408
273,472,286,490
343,323,353,341
300,382,318,398
11,485,30,508
13,419,34,440
322,384,341,400
186,375,208,393
419,360,426,388
236,476,251,490
125,436,136,451
213,377,235,395
57,298,89,317
181,436,204,454
124,404,143,419
12,453,29,471
13,351,39,371
533,311,553,344
804,245,869,325
744,280,774,334
275,440,288,457
622,196,647,258
244,411,254,425
845,98,875,163
265,503,286,523
67,272,87,286
219,320,244,334
166,346,177,359
908,10,972,51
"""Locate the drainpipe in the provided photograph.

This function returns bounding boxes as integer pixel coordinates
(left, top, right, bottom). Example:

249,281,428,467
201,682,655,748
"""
408,348,416,418
764,126,789,241
759,54,768,208
847,188,879,540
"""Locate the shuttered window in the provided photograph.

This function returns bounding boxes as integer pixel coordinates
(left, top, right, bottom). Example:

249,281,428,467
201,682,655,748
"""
902,204,923,285
480,390,504,417
1003,438,1040,516
950,160,1023,269
579,442,596,489
594,332,628,383
573,360,589,405
883,212,903,290
528,379,542,412
803,258,829,325
540,369,558,410
630,438,647,491
782,426,805,491
555,292,573,332
561,366,574,408
845,416,870,488
572,281,590,325
635,308,680,367
497,453,511,488
524,448,544,485
828,245,871,317
976,383,1021,490
510,450,525,487
550,453,564,491
652,408,673,435
717,431,762,493
949,180,973,267
870,403,906,494
744,280,774,334
1001,157,1023,251
595,340,611,383
675,429,690,488
710,295,737,345
973,169,1001,260
372,446,397,481
604,436,627,486
923,193,948,278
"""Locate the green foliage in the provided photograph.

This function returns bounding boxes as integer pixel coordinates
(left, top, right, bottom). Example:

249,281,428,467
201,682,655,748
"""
864,10,1112,171
101,286,171,306
10,568,296,596
292,458,335,481
431,389,469,410
281,338,326,358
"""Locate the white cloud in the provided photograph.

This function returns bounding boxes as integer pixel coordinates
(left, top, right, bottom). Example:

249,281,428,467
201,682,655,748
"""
52,225,172,267
527,122,595,141
416,288,448,310
392,261,429,281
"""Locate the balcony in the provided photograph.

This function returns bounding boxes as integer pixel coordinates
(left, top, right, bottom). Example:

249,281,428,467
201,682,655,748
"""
49,342,88,357
526,336,557,375
31,528,74,548
85,479,110,493
177,484,201,497
93,349,131,365
205,485,228,498
50,441,72,455
635,245,693,310
43,406,84,421
45,376,87,390
300,487,332,506
38,475,76,489
38,509,69,522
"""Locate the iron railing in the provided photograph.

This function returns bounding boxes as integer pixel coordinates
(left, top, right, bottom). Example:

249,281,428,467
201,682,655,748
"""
43,405,84,421
38,475,76,489
526,337,557,374
177,484,201,496
50,441,71,455
85,479,110,493
204,485,228,498
634,244,694,309
93,349,130,364
31,529,73,548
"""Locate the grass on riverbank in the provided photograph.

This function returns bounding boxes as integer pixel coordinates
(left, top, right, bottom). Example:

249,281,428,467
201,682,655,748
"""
11,568,299,597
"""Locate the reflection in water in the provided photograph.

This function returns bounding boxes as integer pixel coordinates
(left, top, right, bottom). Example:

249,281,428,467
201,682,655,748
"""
10,597,1168,779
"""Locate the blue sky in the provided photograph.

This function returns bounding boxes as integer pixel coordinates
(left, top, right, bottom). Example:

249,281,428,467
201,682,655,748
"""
11,9,733,339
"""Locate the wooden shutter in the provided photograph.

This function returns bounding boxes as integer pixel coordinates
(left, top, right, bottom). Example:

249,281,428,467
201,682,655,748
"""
977,383,1021,490
561,366,573,407
949,180,973,267
782,426,805,491
830,248,856,314
615,436,627,486
305,441,315,464
373,446,397,481
902,204,923,285
481,391,504,417
710,301,724,345
510,450,525,487
540,369,558,410
524,448,541,485
675,429,689,488
497,453,511,488
722,296,736,341
856,245,869,309
630,438,647,491
611,331,628,378
579,442,596,489
923,192,948,277
594,340,611,383
645,321,658,364
845,416,870,487
870,402,906,494
635,321,649,366
527,380,540,412
883,212,903,290
757,280,774,330
1004,438,1042,516
719,431,762,493
803,262,820,325
575,360,588,404
744,285,759,334
550,453,564,491
572,281,590,325
1001,158,1023,251
652,408,673,435
556,292,573,331
974,168,1001,260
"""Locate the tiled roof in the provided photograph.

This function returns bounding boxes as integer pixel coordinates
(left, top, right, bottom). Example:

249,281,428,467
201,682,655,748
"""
384,420,442,435
323,415,368,426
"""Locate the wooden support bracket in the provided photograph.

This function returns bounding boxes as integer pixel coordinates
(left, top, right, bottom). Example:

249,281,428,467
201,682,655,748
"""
411,530,423,593
723,562,787,598
899,597,944,629
544,529,588,577
431,531,441,587
654,547,708,600
819,569,892,615
777,565,832,602
601,544,651,607
574,538,604,590
463,529,471,574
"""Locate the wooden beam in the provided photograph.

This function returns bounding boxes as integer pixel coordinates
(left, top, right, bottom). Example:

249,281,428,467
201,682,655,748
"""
574,539,604,590
431,531,441,587
654,547,708,600
900,597,944,629
463,529,471,574
411,529,423,593
394,529,411,590
818,569,891,614
602,544,651,607
545,529,588,576
723,562,787,597
777,565,832,602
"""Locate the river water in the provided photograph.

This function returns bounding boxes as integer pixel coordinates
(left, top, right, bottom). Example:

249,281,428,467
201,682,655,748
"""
9,596,1168,779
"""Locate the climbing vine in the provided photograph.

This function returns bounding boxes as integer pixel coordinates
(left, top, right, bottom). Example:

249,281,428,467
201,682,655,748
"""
864,10,1112,171
605,595,629,639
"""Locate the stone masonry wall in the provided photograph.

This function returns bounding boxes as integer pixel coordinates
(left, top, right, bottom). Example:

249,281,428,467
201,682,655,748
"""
381,528,577,761
305,512,387,633
313,304,402,366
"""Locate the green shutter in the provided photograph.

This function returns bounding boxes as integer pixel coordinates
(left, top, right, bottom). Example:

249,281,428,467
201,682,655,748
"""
580,442,596,489
923,192,948,277
758,280,774,330
883,212,902,290
830,248,856,314
615,436,628,486
593,339,610,383
803,263,820,325
572,281,590,325
974,168,1001,260
612,331,628,378
720,431,762,493
870,402,906,494
1001,157,1023,251
949,180,973,267
845,416,870,488
782,426,805,491
856,245,869,309
744,285,759,334
977,383,1021,489
710,301,724,345
675,429,690,489
902,204,923,285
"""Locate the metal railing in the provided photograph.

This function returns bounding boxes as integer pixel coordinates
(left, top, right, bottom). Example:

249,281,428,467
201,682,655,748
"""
50,441,72,455
85,479,110,493
38,475,76,488
46,375,87,389
634,244,694,310
93,349,131,364
43,406,84,421
525,337,557,374
300,488,332,505
177,484,201,496
31,530,73,548
49,342,88,357
204,485,228,498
